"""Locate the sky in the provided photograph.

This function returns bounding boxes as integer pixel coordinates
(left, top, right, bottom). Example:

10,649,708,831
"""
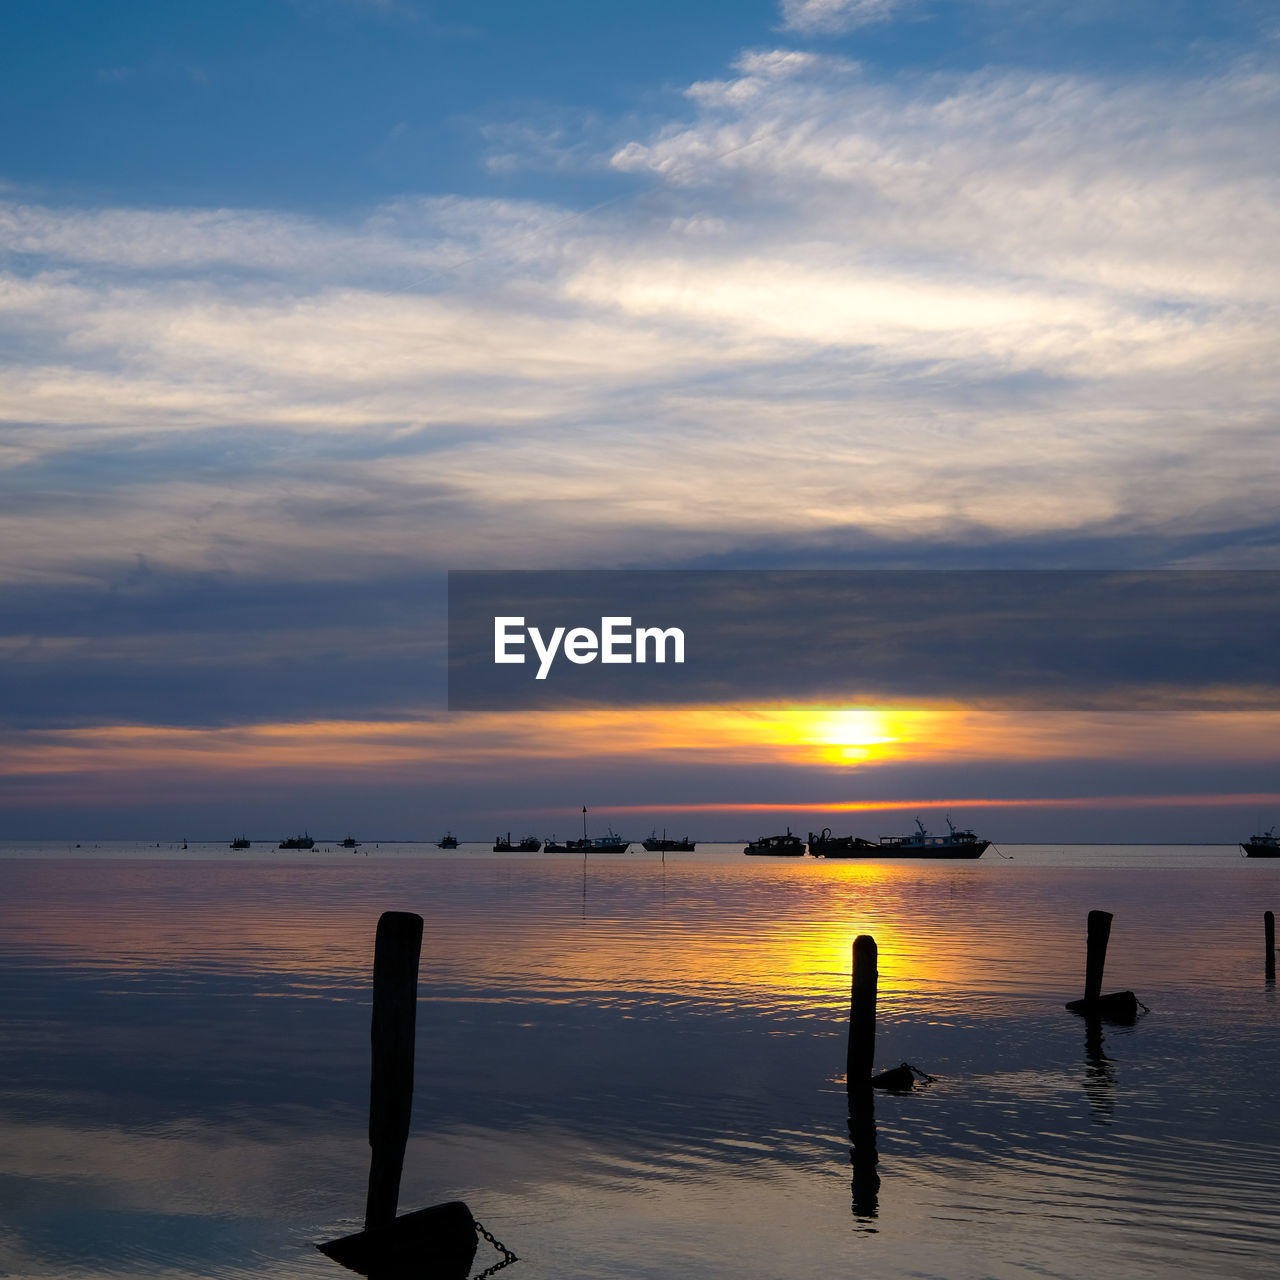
1,0,1278,839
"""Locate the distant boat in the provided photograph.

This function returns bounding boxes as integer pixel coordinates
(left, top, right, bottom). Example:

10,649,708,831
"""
545,836,630,852
590,828,630,852
493,833,542,852
279,833,315,850
1242,827,1280,857
809,816,988,858
876,816,989,858
560,830,629,852
437,832,459,849
642,830,696,851
808,827,878,858
744,827,805,856
546,806,630,852
341,835,361,848
229,835,251,850
593,831,631,851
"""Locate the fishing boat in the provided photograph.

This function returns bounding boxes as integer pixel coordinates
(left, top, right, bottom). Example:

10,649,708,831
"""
341,835,361,848
1242,827,1280,857
809,816,989,858
493,833,542,852
744,827,806,856
586,829,632,849
875,816,989,858
437,832,459,849
279,833,315,850
229,835,251,849
642,830,696,852
808,828,878,858
546,807,630,852
581,830,630,852
545,831,630,852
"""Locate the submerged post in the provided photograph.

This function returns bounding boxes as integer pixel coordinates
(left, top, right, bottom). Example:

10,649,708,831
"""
848,935,877,1087
1083,909,1112,1003
1267,911,1276,982
365,910,424,1231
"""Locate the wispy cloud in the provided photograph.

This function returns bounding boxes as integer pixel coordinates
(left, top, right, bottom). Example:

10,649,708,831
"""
2,47,1278,595
779,0,910,35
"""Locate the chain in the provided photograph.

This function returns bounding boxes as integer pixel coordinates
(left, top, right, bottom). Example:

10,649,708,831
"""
471,1217,519,1278
902,1062,937,1084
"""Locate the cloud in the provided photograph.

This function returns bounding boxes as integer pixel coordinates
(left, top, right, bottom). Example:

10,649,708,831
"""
779,0,910,35
1,48,1278,599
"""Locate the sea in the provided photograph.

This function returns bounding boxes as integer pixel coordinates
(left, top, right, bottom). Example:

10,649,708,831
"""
1,841,1277,1279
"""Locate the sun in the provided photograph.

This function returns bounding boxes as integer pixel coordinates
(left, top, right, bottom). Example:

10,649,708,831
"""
765,706,906,764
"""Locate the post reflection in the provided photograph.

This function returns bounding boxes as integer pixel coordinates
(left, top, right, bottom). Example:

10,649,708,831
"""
847,1085,880,1228
1082,1017,1116,1122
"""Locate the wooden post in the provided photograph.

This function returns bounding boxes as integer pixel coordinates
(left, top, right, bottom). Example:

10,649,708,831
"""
848,935,877,1087
1083,909,1112,1003
365,911,424,1231
1267,910,1276,982
1067,909,1138,1022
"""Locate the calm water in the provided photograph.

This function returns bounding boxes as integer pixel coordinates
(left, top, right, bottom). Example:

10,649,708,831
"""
1,843,1278,1279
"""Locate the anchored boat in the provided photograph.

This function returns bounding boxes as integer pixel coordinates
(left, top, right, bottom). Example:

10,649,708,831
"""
546,806,630,853
744,827,806,856
1242,827,1280,857
229,835,250,850
279,833,315,850
436,831,459,849
808,828,878,858
876,817,989,858
642,831,696,852
493,833,542,852
546,831,630,852
809,817,988,859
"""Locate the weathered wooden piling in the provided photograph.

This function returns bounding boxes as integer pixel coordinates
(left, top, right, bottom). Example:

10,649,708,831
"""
1065,909,1139,1022
848,935,877,1087
1267,910,1276,982
847,935,921,1090
1082,909,1110,1003
319,910,486,1279
366,910,425,1230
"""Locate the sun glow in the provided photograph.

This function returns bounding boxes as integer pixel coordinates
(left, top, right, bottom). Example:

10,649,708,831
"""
784,707,900,762
6,698,1280,809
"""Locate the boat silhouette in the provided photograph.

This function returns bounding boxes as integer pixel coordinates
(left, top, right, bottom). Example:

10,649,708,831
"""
744,827,806,856
1242,827,1280,857
641,830,696,851
810,817,988,859
492,833,542,852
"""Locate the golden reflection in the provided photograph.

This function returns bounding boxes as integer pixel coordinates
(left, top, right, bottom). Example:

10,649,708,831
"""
0,859,1003,1009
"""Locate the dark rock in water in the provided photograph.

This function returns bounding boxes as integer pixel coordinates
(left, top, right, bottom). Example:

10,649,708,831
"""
318,1200,477,1279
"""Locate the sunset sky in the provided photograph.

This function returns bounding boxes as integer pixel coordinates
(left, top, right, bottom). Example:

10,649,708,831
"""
2,1,1277,839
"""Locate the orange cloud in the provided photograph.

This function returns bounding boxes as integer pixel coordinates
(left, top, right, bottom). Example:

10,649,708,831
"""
4,697,1280,784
